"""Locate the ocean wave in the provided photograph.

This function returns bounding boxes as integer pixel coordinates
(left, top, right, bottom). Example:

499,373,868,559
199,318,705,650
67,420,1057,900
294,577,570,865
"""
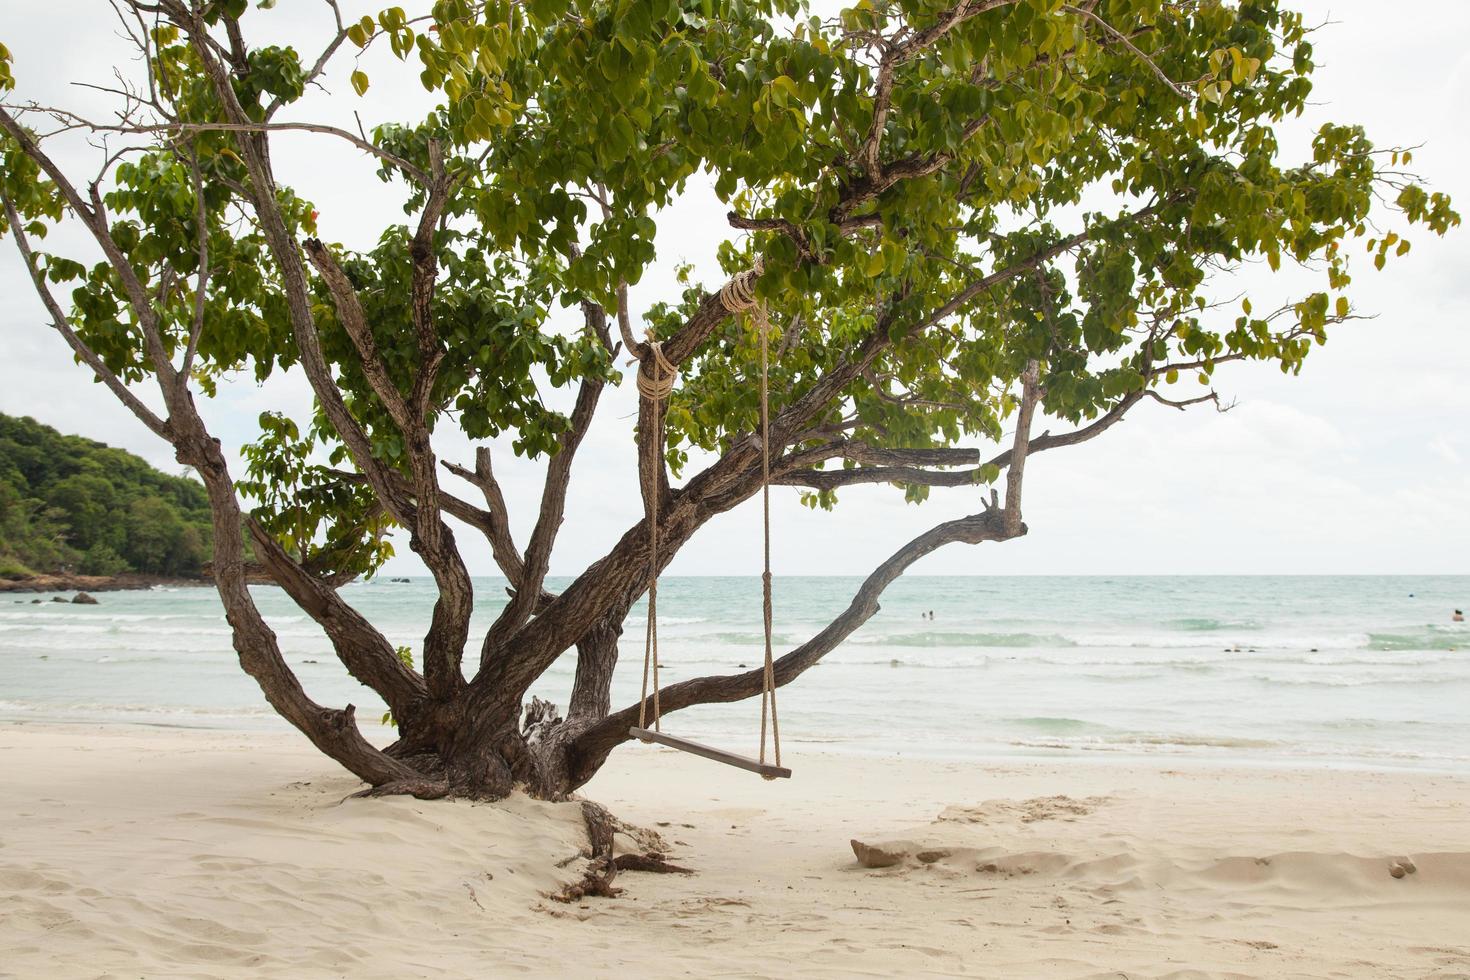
1017,653,1231,666
852,631,1077,648
832,656,991,669
694,631,803,647
1251,672,1470,688
845,626,1381,652
621,615,709,627
1163,617,1265,632
1303,650,1461,666
0,612,186,623
0,699,279,719
1006,733,1470,766
0,622,111,634
1009,732,1281,752
1367,629,1467,652
1005,716,1112,734
1064,632,1369,651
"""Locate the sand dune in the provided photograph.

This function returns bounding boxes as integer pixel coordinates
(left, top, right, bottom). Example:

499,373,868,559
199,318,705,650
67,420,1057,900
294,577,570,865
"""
2,725,1468,978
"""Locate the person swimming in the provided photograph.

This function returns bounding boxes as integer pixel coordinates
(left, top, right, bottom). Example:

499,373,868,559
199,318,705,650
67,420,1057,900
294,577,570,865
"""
1455,609,1465,623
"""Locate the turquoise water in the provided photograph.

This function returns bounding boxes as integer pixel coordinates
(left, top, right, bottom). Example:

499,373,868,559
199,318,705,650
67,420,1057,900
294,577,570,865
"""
2,576,1467,771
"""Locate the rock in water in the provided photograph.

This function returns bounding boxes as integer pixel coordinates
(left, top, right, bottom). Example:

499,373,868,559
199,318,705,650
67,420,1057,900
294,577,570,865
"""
72,592,98,605
51,596,68,603
850,839,909,868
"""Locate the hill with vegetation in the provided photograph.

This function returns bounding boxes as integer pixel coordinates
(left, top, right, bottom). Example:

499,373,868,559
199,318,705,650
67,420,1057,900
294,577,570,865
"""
0,413,213,581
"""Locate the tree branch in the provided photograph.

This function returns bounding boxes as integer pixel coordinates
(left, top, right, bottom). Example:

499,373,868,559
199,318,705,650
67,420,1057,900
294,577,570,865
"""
482,298,611,659
173,7,472,699
1002,360,1040,536
470,214,1161,702
1,109,432,184
1062,4,1192,98
408,140,451,418
858,0,1018,181
566,506,1025,782
0,106,178,391
248,518,427,718
302,237,417,433
1,193,171,441
5,37,413,788
179,144,210,386
443,449,525,582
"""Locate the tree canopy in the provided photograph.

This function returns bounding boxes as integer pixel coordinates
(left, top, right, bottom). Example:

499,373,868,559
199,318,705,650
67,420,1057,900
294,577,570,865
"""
0,0,1456,798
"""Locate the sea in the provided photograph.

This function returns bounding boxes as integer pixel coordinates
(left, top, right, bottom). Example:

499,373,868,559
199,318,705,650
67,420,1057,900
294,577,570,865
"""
2,575,1467,773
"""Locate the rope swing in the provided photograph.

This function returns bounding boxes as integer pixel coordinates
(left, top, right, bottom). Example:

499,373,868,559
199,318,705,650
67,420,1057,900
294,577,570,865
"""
630,260,790,780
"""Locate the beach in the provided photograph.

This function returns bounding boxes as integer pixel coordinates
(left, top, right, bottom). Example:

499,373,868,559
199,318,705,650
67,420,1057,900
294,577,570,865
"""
3,723,1467,979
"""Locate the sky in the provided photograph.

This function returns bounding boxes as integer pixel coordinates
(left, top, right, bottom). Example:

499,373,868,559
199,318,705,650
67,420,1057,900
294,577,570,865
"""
0,2,1466,578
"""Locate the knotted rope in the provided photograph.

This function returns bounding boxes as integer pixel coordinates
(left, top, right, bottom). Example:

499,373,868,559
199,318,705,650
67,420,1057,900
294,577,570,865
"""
718,257,763,314
633,335,678,403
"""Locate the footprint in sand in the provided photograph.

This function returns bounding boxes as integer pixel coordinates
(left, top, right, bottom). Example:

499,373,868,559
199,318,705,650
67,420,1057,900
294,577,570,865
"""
937,795,1111,825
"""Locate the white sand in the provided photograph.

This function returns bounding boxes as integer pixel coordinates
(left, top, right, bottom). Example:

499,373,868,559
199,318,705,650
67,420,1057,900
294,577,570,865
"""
2,725,1467,979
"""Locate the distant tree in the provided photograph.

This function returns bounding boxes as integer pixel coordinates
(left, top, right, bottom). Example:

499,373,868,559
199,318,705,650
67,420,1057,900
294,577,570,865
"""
50,474,115,551
80,543,130,577
173,523,209,575
0,1,1456,799
124,497,186,573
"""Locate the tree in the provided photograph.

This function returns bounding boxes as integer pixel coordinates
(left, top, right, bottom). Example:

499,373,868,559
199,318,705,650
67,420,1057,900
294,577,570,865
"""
50,473,116,551
0,0,1456,800
124,497,186,573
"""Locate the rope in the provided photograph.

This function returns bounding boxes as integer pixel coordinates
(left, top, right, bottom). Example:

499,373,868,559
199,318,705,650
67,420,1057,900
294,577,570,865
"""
634,337,677,403
719,257,781,773
718,257,764,314
754,297,782,776
636,332,673,737
636,260,782,777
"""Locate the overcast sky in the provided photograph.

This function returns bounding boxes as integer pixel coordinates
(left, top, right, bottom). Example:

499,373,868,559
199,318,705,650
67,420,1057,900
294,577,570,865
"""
1,2,1466,577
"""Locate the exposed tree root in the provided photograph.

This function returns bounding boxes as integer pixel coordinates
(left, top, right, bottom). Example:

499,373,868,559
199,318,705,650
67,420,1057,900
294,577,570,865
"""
348,778,452,800
551,801,692,903
613,853,693,874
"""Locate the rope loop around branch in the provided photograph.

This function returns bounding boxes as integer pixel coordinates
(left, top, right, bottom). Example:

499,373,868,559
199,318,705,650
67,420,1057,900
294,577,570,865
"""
634,333,677,403
718,256,765,314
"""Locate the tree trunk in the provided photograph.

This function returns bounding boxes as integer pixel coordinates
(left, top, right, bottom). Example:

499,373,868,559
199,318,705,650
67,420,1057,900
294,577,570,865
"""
377,619,626,802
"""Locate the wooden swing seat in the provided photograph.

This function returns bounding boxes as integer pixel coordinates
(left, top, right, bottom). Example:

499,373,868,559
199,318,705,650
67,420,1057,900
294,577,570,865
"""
629,727,792,779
